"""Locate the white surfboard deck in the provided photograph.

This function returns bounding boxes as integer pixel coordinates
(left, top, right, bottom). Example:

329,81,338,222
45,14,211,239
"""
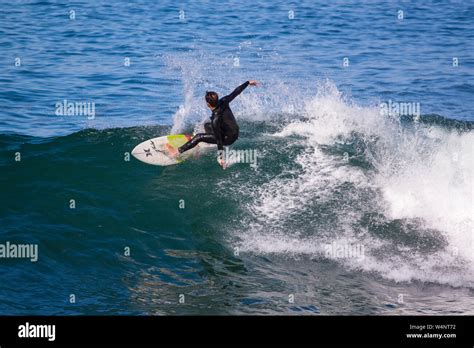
132,134,213,166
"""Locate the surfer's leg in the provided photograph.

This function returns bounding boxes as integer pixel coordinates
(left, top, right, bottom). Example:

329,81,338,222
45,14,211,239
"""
222,133,238,146
178,133,216,153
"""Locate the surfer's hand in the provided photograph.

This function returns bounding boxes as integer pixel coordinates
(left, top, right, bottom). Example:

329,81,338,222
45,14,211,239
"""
248,80,259,87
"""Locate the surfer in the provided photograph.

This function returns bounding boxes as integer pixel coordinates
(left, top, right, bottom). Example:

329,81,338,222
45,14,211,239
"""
167,80,259,168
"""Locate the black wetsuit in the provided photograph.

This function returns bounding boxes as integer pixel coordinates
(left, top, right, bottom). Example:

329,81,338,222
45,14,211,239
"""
178,81,249,153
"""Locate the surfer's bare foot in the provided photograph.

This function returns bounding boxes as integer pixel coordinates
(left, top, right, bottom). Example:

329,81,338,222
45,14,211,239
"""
165,143,179,158
218,158,228,170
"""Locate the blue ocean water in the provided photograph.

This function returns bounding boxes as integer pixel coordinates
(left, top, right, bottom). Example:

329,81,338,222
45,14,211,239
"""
0,1,473,315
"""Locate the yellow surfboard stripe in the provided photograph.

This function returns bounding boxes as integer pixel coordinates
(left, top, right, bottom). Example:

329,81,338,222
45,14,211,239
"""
167,134,191,149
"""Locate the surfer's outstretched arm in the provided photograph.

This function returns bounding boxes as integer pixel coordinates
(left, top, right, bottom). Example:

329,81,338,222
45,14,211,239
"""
221,80,259,104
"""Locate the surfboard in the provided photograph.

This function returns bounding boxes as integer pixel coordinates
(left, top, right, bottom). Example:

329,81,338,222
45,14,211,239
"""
131,134,213,166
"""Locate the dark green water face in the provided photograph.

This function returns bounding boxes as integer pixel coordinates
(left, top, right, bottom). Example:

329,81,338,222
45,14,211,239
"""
1,115,473,315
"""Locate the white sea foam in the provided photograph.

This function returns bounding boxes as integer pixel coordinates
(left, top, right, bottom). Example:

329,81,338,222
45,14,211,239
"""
235,80,474,288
